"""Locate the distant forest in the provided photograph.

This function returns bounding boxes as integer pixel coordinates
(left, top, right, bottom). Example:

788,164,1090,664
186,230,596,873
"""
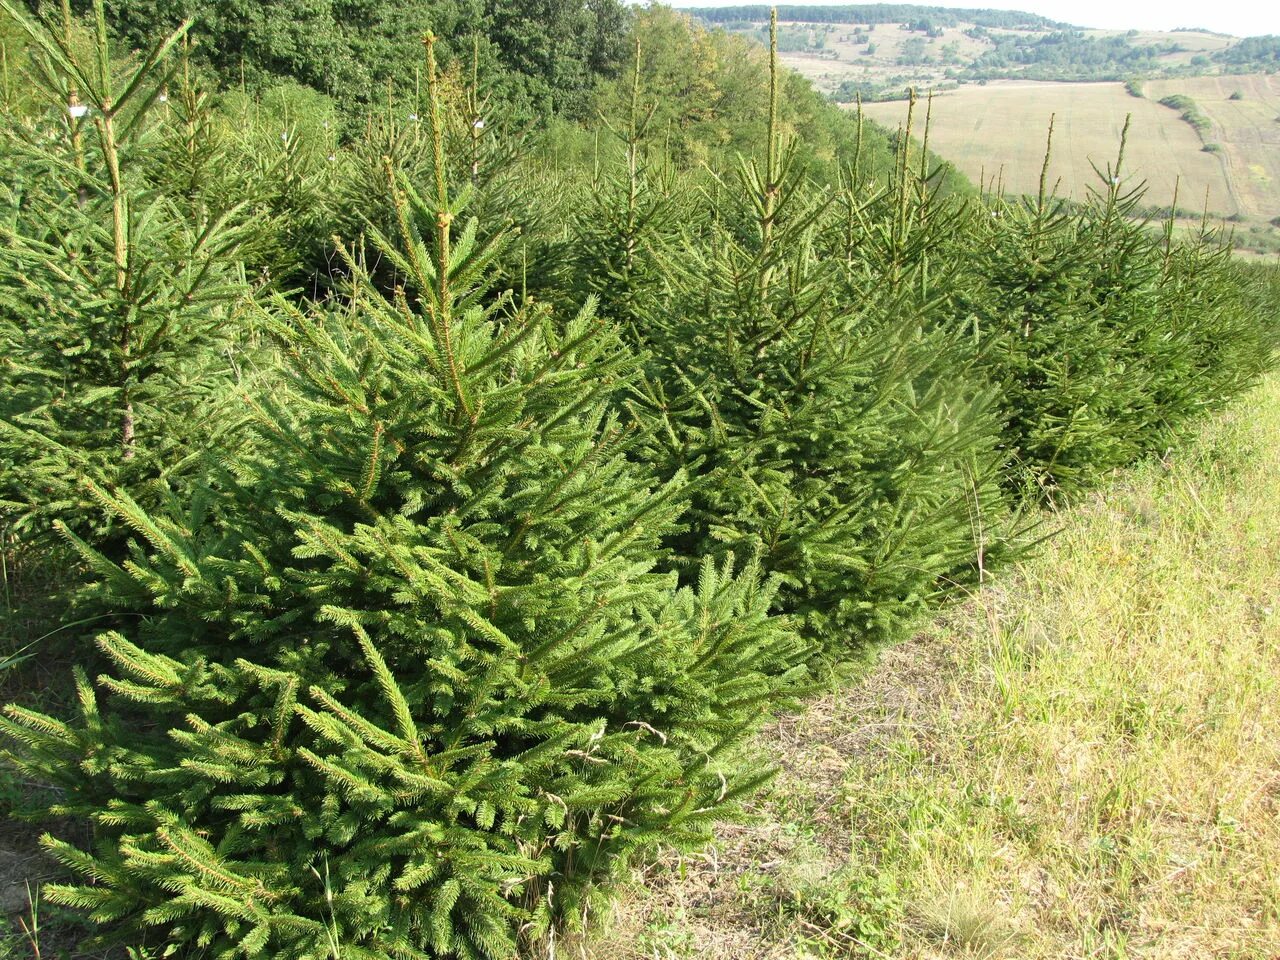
687,5,1064,30
1215,35,1280,66
965,29,1182,77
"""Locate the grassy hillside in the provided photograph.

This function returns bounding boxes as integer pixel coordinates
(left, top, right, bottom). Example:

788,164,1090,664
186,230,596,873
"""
581,367,1280,959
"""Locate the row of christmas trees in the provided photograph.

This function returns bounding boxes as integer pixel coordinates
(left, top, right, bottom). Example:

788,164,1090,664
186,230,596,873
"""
0,3,1275,958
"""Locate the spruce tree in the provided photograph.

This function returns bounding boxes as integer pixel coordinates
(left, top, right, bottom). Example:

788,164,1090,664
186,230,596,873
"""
957,118,1144,496
0,0,249,552
567,37,682,333
617,30,1012,657
1153,205,1274,421
206,79,350,287
330,41,564,304
961,118,1273,498
0,33,806,959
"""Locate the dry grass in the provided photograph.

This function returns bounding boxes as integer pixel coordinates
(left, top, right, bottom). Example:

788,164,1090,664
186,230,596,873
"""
573,371,1280,959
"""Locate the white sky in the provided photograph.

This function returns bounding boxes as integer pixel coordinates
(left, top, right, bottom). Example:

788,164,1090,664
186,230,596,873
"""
665,1,1280,38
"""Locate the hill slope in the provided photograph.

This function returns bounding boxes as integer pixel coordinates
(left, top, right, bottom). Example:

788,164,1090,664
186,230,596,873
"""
1146,74,1280,220
686,6,1276,97
861,81,1234,213
690,7,1280,250
858,74,1280,252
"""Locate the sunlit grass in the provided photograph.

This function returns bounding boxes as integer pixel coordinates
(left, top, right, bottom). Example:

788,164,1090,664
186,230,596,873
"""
583,372,1280,960
847,372,1280,959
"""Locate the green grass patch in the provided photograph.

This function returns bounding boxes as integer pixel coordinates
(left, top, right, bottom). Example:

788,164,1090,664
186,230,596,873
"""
1159,92,1214,140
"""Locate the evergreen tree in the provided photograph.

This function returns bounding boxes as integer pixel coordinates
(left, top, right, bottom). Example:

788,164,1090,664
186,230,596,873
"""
1,34,806,958
961,118,1274,498
1155,209,1275,419
143,47,343,287
568,37,683,332
0,0,250,554
959,119,1147,495
327,40,563,303
617,31,1013,657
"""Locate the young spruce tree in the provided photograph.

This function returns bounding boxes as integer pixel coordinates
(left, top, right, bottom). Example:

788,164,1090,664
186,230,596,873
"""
0,32,806,960
568,37,683,333
623,27,1012,657
962,118,1271,497
0,0,249,553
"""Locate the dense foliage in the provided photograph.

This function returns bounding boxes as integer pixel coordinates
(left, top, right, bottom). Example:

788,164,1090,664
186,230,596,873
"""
0,4,1276,959
1157,93,1212,140
28,0,631,116
1212,34,1280,68
3,45,809,955
964,29,1183,80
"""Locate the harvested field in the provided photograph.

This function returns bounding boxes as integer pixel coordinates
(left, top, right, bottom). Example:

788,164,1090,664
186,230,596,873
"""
860,80,1236,214
1146,73,1280,219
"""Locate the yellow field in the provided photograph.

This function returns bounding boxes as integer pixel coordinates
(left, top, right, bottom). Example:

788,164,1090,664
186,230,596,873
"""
744,18,1280,231
1146,74,1280,219
860,80,1236,214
